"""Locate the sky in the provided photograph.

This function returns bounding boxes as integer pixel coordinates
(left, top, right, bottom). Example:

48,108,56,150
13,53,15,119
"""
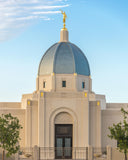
0,0,128,103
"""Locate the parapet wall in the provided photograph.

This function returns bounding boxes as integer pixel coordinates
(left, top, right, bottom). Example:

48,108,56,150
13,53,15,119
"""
0,102,21,108
106,103,128,109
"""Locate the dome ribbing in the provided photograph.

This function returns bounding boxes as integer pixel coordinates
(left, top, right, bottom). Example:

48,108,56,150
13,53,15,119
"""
38,42,90,76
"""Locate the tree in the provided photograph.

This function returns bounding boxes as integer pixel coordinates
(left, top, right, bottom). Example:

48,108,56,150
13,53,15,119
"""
0,113,22,160
108,107,128,160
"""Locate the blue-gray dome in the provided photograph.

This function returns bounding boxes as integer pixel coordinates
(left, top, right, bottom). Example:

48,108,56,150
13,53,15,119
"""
38,42,90,76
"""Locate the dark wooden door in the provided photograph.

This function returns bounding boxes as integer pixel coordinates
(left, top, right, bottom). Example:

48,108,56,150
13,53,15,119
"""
55,124,72,159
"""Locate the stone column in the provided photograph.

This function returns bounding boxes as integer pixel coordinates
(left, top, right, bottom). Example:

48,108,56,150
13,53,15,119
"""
74,73,77,91
33,145,39,160
51,73,55,91
88,146,93,160
107,146,112,160
36,76,39,91
89,76,92,92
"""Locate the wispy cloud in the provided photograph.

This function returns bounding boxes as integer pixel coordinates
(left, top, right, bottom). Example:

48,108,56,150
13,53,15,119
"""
0,0,69,42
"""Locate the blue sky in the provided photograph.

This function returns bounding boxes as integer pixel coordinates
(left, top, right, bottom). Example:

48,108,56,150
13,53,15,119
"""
0,0,128,102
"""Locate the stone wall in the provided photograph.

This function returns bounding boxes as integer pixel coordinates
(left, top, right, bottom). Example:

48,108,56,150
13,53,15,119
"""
0,102,21,108
101,110,123,148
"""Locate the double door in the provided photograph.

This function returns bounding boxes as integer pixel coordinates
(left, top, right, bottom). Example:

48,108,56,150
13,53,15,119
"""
55,124,72,159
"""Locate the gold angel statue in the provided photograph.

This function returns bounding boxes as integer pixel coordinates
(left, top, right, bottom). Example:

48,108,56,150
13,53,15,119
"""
60,9,67,29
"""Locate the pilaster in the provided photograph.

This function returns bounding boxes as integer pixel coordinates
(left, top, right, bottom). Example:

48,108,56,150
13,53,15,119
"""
38,91,45,147
25,100,32,147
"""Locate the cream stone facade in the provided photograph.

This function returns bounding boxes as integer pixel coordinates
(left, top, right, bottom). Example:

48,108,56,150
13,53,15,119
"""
0,26,127,159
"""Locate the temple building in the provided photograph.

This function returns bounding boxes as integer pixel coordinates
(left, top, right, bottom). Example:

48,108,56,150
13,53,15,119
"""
0,13,127,159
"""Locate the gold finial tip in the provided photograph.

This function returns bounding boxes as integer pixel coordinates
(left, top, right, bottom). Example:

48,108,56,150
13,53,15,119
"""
60,9,67,30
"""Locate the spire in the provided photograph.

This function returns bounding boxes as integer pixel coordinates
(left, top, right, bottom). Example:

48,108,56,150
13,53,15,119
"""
60,10,69,42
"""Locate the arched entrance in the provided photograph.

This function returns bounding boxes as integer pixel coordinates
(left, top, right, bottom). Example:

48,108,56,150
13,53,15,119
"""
54,112,73,159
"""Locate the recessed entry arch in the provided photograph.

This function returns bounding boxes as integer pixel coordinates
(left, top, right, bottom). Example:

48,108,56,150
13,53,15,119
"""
49,107,78,148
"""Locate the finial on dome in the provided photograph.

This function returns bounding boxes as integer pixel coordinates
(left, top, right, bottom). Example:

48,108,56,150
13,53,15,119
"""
60,10,69,42
60,9,67,30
